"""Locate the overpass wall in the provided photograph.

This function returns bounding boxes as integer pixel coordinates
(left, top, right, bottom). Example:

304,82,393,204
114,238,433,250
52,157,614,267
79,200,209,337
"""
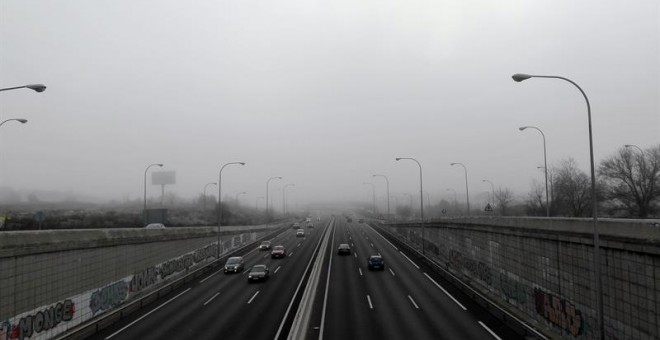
0,225,277,340
381,217,660,340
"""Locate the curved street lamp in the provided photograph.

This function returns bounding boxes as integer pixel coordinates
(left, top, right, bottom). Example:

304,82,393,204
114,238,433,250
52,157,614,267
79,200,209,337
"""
235,191,247,204
203,182,217,210
519,125,549,217
0,118,28,129
512,72,602,339
0,84,47,93
218,162,245,258
372,174,390,219
482,179,495,206
450,162,470,216
266,176,282,218
143,163,163,224
396,157,425,254
282,184,295,214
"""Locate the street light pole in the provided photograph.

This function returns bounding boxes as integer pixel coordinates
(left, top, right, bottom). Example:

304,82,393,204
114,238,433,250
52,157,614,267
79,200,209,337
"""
283,184,295,214
450,163,470,216
520,125,550,217
372,174,390,219
396,157,425,254
266,176,282,219
143,163,163,225
235,191,247,205
513,72,603,339
482,179,495,206
203,182,217,210
217,162,245,259
0,84,47,93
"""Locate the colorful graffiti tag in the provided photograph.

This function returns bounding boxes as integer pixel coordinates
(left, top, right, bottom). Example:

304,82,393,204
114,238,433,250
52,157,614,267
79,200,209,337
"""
0,299,75,340
89,281,128,315
534,288,583,337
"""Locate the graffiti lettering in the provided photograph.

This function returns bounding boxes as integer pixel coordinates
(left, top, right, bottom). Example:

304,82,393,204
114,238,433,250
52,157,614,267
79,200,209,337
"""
12,299,75,340
448,249,492,286
158,254,194,279
90,281,128,314
130,266,158,292
193,244,217,262
499,274,528,304
534,288,583,337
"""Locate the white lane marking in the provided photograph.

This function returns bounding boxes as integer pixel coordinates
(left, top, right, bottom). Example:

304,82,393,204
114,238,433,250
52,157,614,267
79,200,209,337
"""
400,252,420,269
423,272,467,310
366,294,373,309
247,290,260,304
369,225,399,250
351,243,354,247
105,288,191,339
274,266,281,274
199,269,222,283
389,268,396,276
359,268,363,276
479,321,503,340
297,243,301,247
354,252,357,258
408,295,419,309
349,236,352,240
289,252,294,257
263,253,270,258
370,243,374,248
203,292,220,306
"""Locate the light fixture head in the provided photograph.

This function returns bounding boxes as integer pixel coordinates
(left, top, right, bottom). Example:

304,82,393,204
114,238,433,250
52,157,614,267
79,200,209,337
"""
512,73,532,82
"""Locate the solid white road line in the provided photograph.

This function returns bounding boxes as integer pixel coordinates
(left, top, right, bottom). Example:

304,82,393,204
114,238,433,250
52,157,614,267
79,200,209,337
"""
423,273,467,311
203,292,220,306
105,288,191,339
400,252,420,269
199,269,222,283
478,321,503,340
408,295,419,309
274,266,281,274
389,268,396,276
366,294,373,309
247,291,260,304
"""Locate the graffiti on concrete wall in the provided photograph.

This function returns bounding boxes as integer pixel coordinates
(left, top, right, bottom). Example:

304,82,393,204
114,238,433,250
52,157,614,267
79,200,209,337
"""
159,254,194,280
89,280,128,315
0,299,75,340
130,265,158,293
534,288,583,337
449,249,493,286
499,273,528,305
193,244,217,262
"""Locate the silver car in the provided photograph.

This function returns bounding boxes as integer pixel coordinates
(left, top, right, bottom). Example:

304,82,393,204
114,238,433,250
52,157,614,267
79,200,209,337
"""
224,256,245,274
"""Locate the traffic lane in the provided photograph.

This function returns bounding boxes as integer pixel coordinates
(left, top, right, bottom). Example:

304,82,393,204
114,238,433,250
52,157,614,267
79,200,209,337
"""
166,221,329,340
360,223,525,340
322,220,385,340
91,224,325,340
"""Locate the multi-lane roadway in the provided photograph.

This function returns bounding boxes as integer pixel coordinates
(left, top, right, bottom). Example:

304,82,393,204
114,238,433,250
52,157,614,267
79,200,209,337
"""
88,216,528,340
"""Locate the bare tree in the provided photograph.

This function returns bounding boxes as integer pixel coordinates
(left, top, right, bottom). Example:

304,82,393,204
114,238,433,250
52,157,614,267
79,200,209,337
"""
553,158,592,217
525,180,545,216
599,144,660,217
494,187,514,215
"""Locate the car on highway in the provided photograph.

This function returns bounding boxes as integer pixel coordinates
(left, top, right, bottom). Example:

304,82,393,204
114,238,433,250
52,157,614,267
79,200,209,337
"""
224,256,245,274
292,222,301,229
346,217,352,223
307,222,314,228
247,264,270,283
367,255,385,270
296,229,305,237
337,244,351,255
144,223,166,229
271,245,287,258
358,218,364,223
258,241,272,250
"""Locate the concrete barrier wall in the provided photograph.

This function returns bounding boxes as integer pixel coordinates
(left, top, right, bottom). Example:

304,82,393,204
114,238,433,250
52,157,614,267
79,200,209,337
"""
381,217,660,340
0,225,280,340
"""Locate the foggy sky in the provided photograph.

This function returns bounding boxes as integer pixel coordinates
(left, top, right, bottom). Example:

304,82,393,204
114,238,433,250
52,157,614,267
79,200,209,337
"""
1,0,658,209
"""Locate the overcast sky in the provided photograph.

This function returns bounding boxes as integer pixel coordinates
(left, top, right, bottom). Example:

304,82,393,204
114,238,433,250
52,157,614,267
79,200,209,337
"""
1,0,658,210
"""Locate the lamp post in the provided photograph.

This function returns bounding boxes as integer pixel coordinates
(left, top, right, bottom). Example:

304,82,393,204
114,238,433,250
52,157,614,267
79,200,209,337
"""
143,163,163,225
450,163,470,216
482,179,495,206
235,191,247,205
0,118,28,128
283,184,295,214
520,125,550,217
362,182,376,214
396,157,425,254
203,182,217,210
423,191,431,215
266,176,282,219
403,193,414,209
512,72,603,339
372,174,390,219
218,162,245,259
0,84,47,93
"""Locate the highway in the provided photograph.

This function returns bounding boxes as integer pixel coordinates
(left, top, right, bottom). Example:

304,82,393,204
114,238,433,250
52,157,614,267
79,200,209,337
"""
87,216,528,340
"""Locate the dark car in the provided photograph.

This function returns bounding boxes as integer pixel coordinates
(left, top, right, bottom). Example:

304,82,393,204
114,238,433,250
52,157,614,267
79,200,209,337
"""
358,218,364,223
346,218,352,223
259,241,272,250
367,255,385,270
247,265,270,283
224,256,245,274
271,245,287,258
337,243,351,255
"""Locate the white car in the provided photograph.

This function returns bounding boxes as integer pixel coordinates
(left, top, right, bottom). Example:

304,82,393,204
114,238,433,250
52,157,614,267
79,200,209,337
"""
296,230,305,237
144,223,165,229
